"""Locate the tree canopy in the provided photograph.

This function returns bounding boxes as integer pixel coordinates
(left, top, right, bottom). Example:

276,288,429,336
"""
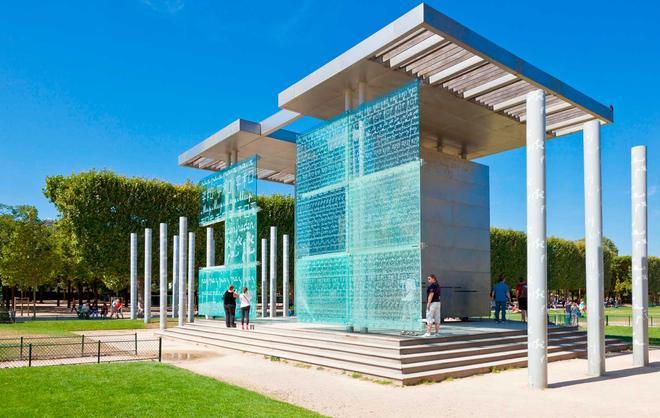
44,170,200,291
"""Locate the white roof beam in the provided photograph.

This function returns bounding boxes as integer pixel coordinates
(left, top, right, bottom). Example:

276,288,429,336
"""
428,56,485,85
260,109,301,136
388,34,446,68
491,93,529,111
519,101,572,122
546,114,594,131
462,73,518,99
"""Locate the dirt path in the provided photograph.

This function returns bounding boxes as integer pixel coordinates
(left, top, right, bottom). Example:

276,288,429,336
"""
153,332,660,418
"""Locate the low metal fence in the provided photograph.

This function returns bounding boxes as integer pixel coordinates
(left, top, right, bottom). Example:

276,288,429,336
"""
0,333,162,368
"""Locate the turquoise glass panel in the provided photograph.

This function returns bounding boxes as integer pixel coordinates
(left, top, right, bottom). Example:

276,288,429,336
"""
198,156,258,318
295,81,421,331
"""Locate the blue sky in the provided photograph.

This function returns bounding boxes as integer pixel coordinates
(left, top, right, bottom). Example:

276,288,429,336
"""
0,1,658,255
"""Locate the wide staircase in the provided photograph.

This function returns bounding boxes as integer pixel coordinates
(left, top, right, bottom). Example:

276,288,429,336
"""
159,320,629,385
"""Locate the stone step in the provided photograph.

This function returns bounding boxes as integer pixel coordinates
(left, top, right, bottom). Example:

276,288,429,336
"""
161,327,627,373
185,322,584,359
176,325,589,364
159,328,629,385
190,319,577,352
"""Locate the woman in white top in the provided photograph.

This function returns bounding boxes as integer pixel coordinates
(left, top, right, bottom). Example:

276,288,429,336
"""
239,287,252,330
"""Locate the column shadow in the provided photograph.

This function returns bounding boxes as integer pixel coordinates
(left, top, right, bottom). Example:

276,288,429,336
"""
549,361,660,388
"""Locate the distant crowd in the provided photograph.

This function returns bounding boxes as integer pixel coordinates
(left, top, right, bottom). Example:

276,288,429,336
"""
70,298,124,320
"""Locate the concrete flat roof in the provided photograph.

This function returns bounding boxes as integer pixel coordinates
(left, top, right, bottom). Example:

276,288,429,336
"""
277,3,613,159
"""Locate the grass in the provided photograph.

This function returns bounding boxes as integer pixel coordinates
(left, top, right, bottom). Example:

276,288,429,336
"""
0,362,322,417
602,325,660,346
0,319,149,337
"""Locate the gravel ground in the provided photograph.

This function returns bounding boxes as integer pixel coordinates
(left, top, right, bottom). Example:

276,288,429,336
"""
139,330,660,418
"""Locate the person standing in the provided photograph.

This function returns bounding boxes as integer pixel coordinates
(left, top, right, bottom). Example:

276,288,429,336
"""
239,287,252,330
223,285,238,328
491,275,511,323
515,277,528,322
423,274,441,337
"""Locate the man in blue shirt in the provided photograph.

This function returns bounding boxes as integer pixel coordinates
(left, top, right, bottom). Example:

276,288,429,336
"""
491,275,511,323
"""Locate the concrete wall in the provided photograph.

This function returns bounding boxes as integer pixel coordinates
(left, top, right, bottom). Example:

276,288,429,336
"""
420,148,491,318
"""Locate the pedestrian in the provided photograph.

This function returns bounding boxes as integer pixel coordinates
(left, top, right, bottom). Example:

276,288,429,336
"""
564,299,572,325
239,287,251,330
115,298,124,319
423,274,441,337
515,277,528,322
223,285,238,328
491,275,511,323
571,301,580,326
101,302,108,318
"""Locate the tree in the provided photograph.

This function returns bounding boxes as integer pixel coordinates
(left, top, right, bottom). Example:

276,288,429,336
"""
611,256,632,298
0,206,58,316
44,171,201,294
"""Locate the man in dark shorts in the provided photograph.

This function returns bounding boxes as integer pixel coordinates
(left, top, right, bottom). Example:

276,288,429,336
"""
516,277,528,322
424,274,441,337
223,285,238,328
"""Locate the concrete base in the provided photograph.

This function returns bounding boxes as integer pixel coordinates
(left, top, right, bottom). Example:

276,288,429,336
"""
159,318,628,385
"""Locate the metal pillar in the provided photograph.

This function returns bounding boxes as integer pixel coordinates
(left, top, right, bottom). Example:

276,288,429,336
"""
269,227,277,318
144,228,152,324
283,234,289,317
206,227,214,267
159,223,167,330
226,152,232,167
187,231,196,323
233,149,239,166
143,229,153,324
171,235,179,318
261,238,268,318
632,145,649,366
178,217,187,327
526,90,547,389
357,81,367,105
130,233,138,320
584,120,605,376
344,88,353,111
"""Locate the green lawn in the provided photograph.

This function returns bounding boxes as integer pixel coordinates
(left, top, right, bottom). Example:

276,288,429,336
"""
600,326,660,346
0,319,148,337
0,362,321,417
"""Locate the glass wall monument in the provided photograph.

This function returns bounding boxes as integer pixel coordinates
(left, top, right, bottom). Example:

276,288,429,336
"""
295,81,422,331
197,156,258,318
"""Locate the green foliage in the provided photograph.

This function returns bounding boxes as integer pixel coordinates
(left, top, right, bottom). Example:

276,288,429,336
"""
611,256,632,296
0,206,58,292
490,228,619,293
548,237,585,291
44,170,201,291
490,228,526,288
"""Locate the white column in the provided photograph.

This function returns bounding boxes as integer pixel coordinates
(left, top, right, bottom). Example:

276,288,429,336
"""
269,227,277,318
584,120,605,376
632,145,649,366
357,81,367,105
178,217,187,326
130,233,138,320
261,238,268,318
206,227,215,267
144,228,152,324
187,231,196,323
283,234,289,317
159,223,167,330
344,88,353,111
171,234,179,318
526,90,547,389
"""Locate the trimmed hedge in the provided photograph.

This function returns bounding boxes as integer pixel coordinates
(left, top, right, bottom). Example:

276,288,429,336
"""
490,228,616,292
